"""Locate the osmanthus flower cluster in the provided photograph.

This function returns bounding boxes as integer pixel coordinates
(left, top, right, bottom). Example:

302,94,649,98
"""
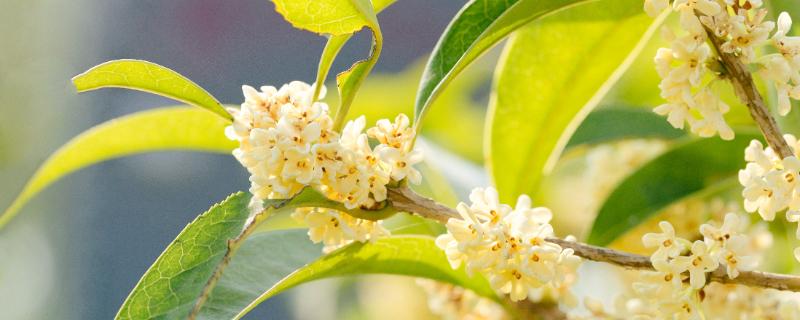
435,187,581,303
225,81,421,251
577,213,778,319
739,134,800,261
633,214,759,315
644,0,800,139
290,208,389,253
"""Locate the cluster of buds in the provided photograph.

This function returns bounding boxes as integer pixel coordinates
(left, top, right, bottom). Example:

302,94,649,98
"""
290,208,389,253
435,187,581,303
226,81,422,251
645,0,800,140
739,134,800,260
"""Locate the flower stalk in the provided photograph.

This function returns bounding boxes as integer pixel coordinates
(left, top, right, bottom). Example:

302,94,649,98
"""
386,185,800,292
702,16,793,158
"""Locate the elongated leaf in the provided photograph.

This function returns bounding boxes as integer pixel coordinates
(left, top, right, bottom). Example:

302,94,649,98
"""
587,133,761,246
334,48,381,129
565,108,685,149
0,107,235,228
73,60,231,120
488,0,659,204
272,0,378,36
234,235,496,319
116,192,253,320
415,0,599,125
118,190,335,319
271,0,383,130
313,0,398,101
194,229,322,319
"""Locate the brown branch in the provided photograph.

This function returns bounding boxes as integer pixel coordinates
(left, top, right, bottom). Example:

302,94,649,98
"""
386,186,800,292
702,22,793,158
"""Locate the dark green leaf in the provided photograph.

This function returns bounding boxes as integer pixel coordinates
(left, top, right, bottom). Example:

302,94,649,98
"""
415,0,601,125
195,229,322,319
116,192,252,320
587,132,761,246
566,108,685,149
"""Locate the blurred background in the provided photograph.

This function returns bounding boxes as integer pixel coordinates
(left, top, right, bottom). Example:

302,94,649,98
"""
0,1,485,319
7,1,793,319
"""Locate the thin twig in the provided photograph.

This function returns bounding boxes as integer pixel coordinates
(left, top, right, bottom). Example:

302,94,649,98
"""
386,186,800,292
702,21,793,158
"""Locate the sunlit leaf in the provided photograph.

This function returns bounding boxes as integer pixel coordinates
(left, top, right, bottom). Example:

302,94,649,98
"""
270,0,384,130
587,132,761,246
415,0,599,126
234,236,497,319
341,59,489,162
0,107,235,228
313,0,398,101
565,108,685,149
271,0,378,36
334,46,382,130
488,0,660,203
73,60,231,120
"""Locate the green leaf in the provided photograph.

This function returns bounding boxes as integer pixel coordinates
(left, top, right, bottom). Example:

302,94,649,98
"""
234,235,496,319
0,107,235,228
271,0,378,36
193,229,322,320
118,190,332,319
314,35,350,101
116,192,253,320
72,60,231,120
415,0,602,125
334,47,381,130
487,0,660,204
565,108,685,149
587,132,761,246
312,0,398,101
271,0,384,130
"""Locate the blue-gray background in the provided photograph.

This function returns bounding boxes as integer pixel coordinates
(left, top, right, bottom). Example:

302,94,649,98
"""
0,1,463,319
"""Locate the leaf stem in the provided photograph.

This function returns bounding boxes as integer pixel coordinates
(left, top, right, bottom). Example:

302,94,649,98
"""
702,20,793,158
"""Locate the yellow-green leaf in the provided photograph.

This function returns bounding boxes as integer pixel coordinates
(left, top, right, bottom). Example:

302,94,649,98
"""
272,0,378,36
312,0,398,102
0,107,235,228
487,0,661,203
270,0,384,130
73,59,231,120
333,46,381,129
415,0,600,127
